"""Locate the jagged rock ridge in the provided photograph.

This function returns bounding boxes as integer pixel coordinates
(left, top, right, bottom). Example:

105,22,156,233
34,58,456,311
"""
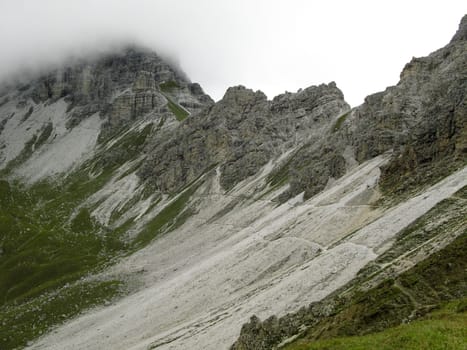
140,82,349,193
0,47,213,181
139,11,466,201
230,14,467,350
272,14,467,201
27,47,212,129
0,14,464,350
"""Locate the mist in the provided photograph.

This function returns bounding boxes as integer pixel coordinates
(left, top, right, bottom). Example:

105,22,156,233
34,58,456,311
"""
0,0,466,106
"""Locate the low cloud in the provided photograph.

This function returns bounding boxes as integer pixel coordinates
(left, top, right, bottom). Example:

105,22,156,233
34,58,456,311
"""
0,0,465,106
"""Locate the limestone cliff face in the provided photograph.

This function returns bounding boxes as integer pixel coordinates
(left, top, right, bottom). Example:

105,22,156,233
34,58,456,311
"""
139,83,349,193
0,46,213,182
139,11,466,198
351,17,466,192
275,14,467,200
230,14,467,350
20,47,213,131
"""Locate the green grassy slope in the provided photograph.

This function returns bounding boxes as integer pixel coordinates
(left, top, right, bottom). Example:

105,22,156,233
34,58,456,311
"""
0,122,200,349
0,177,126,349
158,81,190,121
286,299,467,350
283,226,467,349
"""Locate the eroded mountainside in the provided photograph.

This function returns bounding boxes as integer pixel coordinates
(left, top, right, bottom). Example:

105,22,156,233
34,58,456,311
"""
231,15,467,349
140,83,349,192
272,14,466,202
0,47,212,181
0,15,465,350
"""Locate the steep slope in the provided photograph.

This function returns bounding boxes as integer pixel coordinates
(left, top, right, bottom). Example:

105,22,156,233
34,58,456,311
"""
269,14,466,202
0,46,212,182
231,14,467,350
0,44,349,349
0,15,465,350
0,47,214,349
237,230,467,350
24,156,467,350
140,83,349,192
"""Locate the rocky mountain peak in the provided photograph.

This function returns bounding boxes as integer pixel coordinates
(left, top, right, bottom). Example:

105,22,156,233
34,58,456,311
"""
0,46,213,180
0,15,466,350
140,80,349,193
272,82,346,116
25,46,213,131
450,13,467,43
220,85,268,106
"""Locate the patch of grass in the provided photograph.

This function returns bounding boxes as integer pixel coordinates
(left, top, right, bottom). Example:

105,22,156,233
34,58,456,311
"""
134,182,199,247
1,123,55,176
267,158,292,188
0,119,165,348
332,112,349,132
159,80,180,93
125,124,153,149
0,160,129,347
282,232,467,349
170,207,195,232
0,202,111,306
0,280,122,350
70,208,95,233
167,98,189,121
158,115,166,128
0,179,12,203
1,135,37,174
380,154,465,206
285,299,467,350
374,188,466,266
456,298,467,313
96,123,153,172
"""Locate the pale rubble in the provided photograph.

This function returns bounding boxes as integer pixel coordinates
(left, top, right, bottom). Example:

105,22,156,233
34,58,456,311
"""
0,99,69,169
15,113,102,183
0,47,212,182
88,171,143,226
28,156,467,350
2,16,466,350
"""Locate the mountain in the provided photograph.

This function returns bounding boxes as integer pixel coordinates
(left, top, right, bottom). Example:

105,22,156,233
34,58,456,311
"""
0,46,212,183
0,15,465,350
232,15,467,349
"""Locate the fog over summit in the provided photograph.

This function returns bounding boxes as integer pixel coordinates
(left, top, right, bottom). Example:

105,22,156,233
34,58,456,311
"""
1,0,466,105
0,7,465,350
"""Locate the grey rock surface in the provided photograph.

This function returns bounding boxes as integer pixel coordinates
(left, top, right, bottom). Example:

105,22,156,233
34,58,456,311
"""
230,13,467,350
0,11,465,350
275,13,467,200
16,47,213,133
140,83,349,193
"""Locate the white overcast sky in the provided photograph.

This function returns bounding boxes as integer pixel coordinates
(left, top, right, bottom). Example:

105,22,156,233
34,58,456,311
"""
0,0,465,106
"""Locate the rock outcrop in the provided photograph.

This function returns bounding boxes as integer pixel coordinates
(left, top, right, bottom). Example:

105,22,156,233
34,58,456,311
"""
140,83,349,193
231,13,467,350
273,14,467,200
0,13,465,350
0,46,213,175
19,47,213,131
353,18,466,195
139,11,466,199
